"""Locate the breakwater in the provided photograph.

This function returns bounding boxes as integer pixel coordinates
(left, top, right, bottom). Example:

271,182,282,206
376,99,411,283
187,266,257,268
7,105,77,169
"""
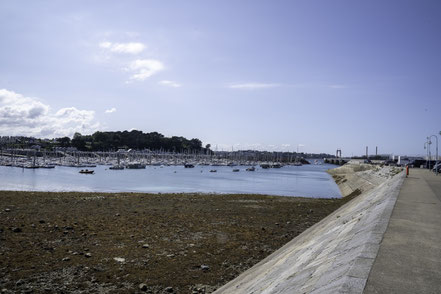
214,163,404,293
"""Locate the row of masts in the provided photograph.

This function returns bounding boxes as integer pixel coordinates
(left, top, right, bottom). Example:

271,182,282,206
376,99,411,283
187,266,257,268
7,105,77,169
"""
0,148,307,168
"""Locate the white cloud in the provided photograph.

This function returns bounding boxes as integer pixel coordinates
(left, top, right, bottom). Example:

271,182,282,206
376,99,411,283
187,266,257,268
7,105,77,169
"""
228,83,280,90
55,107,95,122
99,41,112,49
0,89,99,138
105,107,117,113
159,80,181,88
127,59,164,81
99,41,146,54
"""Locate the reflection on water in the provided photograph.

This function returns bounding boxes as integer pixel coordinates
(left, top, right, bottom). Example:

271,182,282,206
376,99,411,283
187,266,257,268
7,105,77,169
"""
0,164,341,198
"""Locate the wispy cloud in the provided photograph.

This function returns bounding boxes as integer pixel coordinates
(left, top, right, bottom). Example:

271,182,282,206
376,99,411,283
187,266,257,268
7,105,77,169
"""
228,83,280,90
329,84,346,89
211,142,303,151
97,40,167,83
159,80,181,88
99,41,146,54
0,89,99,138
105,107,116,114
126,59,165,81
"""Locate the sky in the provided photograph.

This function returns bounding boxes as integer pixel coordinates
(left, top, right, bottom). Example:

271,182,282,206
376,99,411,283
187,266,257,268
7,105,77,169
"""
0,0,440,156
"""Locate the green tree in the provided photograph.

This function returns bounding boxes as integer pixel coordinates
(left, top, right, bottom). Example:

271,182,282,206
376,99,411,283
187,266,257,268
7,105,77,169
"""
71,132,86,150
58,136,71,147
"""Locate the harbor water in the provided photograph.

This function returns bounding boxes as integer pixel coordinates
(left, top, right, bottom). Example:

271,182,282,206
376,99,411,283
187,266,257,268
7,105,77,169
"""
0,163,341,198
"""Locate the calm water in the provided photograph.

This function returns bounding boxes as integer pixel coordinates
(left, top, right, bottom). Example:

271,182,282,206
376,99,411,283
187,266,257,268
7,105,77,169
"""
0,163,341,198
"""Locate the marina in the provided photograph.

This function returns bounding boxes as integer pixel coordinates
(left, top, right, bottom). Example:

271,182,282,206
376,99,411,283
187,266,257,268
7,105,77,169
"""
0,149,310,169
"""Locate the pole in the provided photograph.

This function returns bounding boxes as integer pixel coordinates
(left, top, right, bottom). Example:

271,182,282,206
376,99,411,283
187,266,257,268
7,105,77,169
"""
429,135,439,175
436,135,439,176
424,141,429,168
427,137,432,170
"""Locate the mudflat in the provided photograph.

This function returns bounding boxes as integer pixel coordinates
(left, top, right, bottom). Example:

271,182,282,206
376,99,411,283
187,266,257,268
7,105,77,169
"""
0,191,353,293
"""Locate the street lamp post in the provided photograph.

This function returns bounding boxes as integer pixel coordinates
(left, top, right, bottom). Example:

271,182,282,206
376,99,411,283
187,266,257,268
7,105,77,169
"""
428,135,439,175
424,141,429,169
427,137,432,169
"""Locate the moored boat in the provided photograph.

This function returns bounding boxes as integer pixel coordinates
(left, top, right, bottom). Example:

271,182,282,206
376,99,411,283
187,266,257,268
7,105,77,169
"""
109,165,124,170
126,163,146,169
40,164,55,168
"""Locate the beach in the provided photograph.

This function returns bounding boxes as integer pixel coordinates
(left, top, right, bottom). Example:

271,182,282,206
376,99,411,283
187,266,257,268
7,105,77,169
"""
0,191,353,293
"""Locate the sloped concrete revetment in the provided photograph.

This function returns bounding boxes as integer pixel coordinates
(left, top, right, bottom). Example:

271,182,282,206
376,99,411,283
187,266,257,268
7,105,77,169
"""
214,165,404,294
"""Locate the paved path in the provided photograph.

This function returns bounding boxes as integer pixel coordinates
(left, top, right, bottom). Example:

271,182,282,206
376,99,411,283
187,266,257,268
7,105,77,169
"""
364,169,441,294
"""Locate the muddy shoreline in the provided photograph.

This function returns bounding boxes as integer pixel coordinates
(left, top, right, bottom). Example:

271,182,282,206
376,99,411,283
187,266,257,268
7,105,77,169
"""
0,191,355,293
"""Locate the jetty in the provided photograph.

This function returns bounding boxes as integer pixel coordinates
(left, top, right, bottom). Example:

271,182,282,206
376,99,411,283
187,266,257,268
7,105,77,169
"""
214,163,441,293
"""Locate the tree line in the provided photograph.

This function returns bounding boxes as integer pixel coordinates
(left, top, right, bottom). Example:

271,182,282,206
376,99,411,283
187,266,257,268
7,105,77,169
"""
57,130,210,152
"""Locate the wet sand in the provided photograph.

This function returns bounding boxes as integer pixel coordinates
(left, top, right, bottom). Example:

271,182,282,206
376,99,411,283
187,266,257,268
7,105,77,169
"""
0,191,355,293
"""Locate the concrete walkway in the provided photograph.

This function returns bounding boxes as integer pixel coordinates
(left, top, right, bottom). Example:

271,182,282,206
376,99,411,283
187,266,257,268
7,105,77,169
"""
364,169,441,294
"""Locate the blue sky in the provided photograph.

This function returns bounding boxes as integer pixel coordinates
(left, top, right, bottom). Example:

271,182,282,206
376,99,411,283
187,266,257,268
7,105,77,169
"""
0,0,440,156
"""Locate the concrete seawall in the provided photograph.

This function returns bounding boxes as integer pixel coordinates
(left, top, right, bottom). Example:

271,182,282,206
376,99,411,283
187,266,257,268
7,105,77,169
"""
214,164,405,294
